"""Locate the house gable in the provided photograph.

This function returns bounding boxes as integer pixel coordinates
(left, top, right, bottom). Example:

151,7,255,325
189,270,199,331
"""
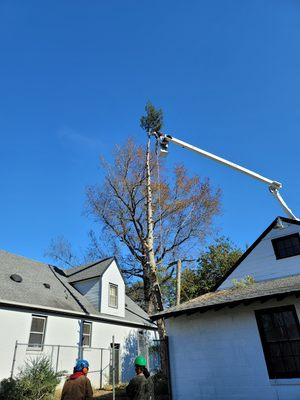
217,217,300,290
69,258,126,318
100,259,125,318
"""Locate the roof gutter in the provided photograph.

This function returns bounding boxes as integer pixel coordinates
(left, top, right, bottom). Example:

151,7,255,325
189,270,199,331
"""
151,289,300,321
0,299,158,330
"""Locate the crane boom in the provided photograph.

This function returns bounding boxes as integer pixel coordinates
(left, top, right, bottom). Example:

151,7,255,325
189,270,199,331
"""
154,132,298,220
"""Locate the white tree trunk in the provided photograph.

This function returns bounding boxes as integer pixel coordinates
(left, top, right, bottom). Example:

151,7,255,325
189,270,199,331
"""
145,135,166,337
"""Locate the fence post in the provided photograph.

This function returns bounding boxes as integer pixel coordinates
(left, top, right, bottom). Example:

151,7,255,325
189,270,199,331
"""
56,345,61,373
79,345,83,360
50,345,54,365
100,348,103,389
112,336,116,400
10,340,18,378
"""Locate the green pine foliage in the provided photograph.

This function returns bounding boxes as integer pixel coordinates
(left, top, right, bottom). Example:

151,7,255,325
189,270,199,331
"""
140,101,164,133
0,357,65,400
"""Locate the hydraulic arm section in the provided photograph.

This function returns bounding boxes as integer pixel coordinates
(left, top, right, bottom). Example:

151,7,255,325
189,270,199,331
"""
154,132,298,220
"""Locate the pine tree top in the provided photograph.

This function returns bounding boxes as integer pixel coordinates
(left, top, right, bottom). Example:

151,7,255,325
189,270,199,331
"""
140,101,164,133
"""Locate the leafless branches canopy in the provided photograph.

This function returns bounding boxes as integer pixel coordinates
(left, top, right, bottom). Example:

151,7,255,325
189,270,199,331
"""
85,138,220,313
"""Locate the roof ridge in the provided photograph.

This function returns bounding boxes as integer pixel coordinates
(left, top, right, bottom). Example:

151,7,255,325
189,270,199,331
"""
0,249,46,267
49,265,90,314
66,256,114,277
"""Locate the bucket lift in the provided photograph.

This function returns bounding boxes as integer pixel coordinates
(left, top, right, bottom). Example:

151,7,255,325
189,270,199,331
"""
153,132,298,221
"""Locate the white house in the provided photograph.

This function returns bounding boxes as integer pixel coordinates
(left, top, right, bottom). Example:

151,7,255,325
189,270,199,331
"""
0,251,158,388
152,216,300,400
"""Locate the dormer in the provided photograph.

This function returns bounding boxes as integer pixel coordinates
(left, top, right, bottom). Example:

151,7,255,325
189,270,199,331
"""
66,257,125,318
216,217,300,290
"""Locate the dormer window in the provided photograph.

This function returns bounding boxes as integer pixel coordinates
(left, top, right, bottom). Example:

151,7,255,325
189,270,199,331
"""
109,283,118,308
272,234,300,260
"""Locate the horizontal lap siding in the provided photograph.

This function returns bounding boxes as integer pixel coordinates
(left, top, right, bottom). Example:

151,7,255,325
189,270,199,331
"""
220,223,300,290
73,278,100,310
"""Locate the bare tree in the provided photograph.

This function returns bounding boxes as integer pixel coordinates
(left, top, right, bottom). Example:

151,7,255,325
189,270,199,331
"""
46,104,220,333
85,104,220,317
45,236,80,268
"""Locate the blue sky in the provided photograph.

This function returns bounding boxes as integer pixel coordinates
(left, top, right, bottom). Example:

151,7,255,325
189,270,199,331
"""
0,0,299,263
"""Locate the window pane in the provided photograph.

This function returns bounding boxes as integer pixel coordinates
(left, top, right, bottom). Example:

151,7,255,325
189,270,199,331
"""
109,284,118,307
83,323,91,334
270,357,286,375
256,306,300,378
31,317,45,333
295,356,300,370
268,343,282,357
284,312,300,339
290,341,300,356
282,356,297,373
83,334,90,346
273,234,300,259
29,333,43,347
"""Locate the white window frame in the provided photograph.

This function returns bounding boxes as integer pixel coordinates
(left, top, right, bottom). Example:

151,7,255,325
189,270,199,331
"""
82,321,92,347
28,315,47,350
109,283,118,308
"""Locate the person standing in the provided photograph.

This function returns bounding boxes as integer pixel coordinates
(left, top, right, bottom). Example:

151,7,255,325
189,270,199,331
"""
61,359,93,400
126,356,149,400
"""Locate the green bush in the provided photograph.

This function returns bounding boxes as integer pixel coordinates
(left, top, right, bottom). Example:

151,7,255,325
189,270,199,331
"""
152,371,169,396
0,357,64,400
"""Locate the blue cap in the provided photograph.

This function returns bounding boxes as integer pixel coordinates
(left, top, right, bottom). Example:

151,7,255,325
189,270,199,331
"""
74,359,89,372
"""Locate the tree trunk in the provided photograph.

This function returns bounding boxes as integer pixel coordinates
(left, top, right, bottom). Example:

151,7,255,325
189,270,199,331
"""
145,135,166,338
142,258,151,312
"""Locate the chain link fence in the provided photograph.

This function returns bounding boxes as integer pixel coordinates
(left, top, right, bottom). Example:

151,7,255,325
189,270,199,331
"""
10,337,171,400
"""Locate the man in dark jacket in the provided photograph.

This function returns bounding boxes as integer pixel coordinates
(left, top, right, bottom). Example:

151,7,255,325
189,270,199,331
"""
126,356,149,400
61,359,93,400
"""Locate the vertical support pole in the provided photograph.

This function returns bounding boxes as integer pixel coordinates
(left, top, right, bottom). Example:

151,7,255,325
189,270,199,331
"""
10,340,18,378
56,345,61,373
78,319,84,359
112,336,116,400
50,345,54,365
100,348,103,389
165,337,173,400
176,259,182,306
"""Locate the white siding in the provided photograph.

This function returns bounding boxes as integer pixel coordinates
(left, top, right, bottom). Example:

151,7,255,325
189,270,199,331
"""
0,306,155,388
100,260,125,318
84,322,139,384
220,222,300,290
73,278,100,310
167,297,300,400
0,308,32,382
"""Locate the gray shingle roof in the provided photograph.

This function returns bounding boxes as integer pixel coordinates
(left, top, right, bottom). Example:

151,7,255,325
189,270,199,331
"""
0,250,155,329
151,274,300,320
0,250,85,313
65,257,115,283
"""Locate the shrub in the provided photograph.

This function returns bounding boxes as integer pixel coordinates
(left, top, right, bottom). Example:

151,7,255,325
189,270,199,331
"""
0,378,19,400
232,275,255,288
151,371,169,396
0,357,65,400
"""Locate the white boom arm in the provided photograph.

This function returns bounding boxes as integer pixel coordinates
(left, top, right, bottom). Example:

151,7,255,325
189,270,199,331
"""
155,132,298,220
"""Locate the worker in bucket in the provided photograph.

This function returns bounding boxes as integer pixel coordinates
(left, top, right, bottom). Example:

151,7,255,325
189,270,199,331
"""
126,355,150,400
61,359,93,400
